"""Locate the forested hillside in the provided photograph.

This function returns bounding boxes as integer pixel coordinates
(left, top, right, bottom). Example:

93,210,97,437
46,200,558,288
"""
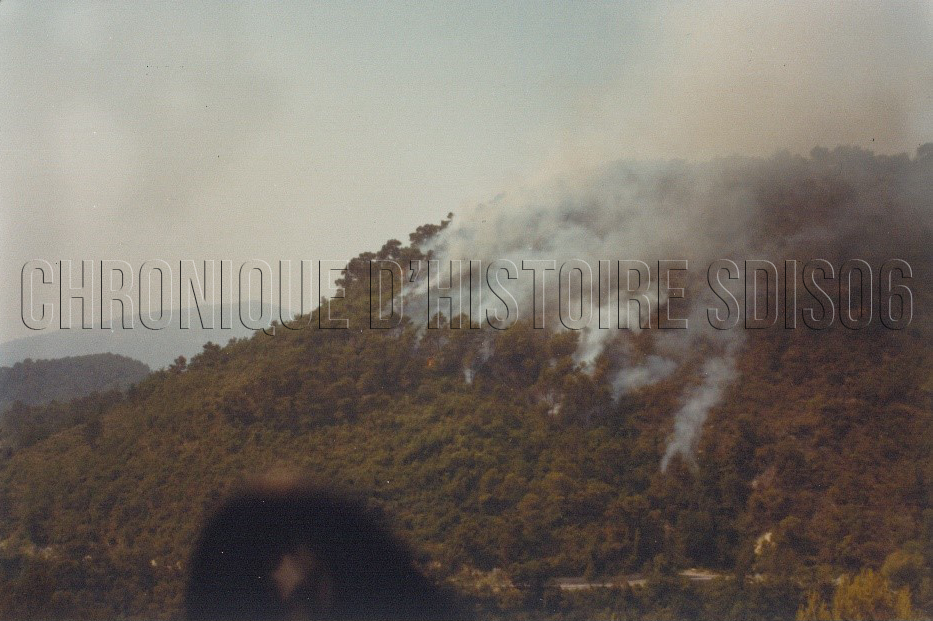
0,148,931,620
0,233,928,620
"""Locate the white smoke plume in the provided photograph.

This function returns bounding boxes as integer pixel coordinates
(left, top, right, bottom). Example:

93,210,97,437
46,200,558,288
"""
396,1,933,468
405,145,932,469
660,356,738,471
611,355,677,399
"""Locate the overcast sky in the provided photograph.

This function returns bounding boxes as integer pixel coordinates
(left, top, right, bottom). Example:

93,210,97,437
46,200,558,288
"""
1,1,931,343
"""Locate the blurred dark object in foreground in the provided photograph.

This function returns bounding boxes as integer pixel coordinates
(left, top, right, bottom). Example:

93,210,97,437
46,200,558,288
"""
185,476,462,621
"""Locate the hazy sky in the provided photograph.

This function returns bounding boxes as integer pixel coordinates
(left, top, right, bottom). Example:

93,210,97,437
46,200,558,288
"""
1,1,931,343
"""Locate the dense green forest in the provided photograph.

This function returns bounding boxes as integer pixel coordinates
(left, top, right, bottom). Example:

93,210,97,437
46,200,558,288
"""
0,224,928,620
0,146,932,620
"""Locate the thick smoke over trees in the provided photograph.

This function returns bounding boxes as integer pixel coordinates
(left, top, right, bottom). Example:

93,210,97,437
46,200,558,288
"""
408,145,932,468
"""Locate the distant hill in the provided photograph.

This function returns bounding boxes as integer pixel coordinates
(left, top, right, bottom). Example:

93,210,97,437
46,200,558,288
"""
0,304,281,370
0,353,150,414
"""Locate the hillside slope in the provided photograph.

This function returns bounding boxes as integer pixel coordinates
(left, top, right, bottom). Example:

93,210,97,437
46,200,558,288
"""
0,148,930,620
0,245,928,620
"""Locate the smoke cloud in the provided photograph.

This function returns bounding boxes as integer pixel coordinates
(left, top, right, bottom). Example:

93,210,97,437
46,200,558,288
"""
548,1,933,168
416,0,933,467
3,2,930,467
414,145,932,468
